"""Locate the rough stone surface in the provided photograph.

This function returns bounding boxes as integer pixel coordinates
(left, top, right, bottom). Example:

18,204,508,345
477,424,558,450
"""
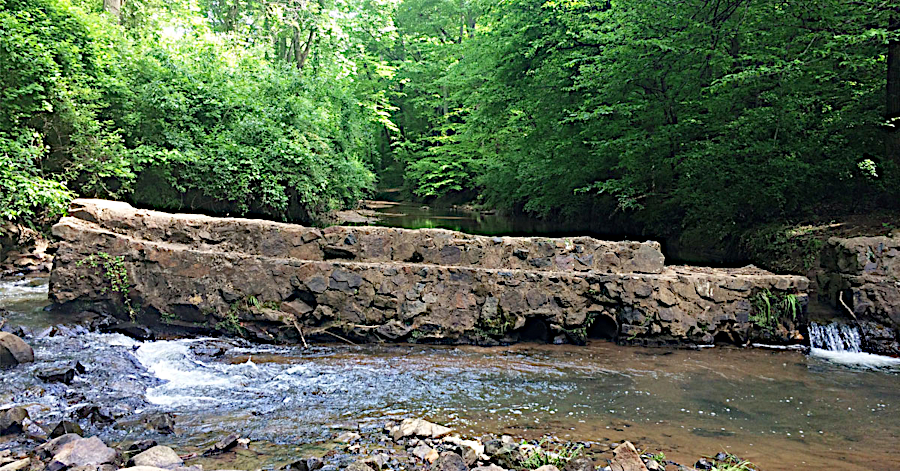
49,199,809,346
609,441,649,471
47,436,118,471
562,457,594,471
0,407,28,436
131,446,183,470
345,462,373,471
0,333,34,368
392,419,453,440
431,453,468,471
0,458,30,471
818,234,900,354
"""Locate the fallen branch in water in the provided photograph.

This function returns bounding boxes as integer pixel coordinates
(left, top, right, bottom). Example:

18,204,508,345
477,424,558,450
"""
321,329,357,346
839,291,858,321
291,319,309,349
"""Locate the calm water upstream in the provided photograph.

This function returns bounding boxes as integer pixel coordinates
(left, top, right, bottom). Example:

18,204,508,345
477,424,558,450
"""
2,278,899,470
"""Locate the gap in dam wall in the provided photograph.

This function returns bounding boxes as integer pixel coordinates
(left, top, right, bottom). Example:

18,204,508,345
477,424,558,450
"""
49,199,810,346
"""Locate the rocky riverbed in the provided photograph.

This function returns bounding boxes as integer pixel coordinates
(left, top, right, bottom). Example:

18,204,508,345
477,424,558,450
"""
3,277,900,471
1,408,756,471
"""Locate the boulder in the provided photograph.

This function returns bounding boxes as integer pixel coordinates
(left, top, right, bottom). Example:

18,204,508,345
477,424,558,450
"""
46,436,118,471
609,442,648,471
126,440,159,454
130,446,183,470
35,364,80,384
0,333,34,367
336,432,361,443
0,407,28,436
203,433,240,455
392,419,452,441
36,434,84,460
345,462,372,471
50,420,84,438
431,453,468,471
145,413,176,434
412,444,439,463
562,457,594,471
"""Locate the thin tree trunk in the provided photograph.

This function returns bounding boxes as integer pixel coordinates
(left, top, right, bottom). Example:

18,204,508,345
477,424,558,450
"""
103,0,123,20
887,10,900,169
296,29,315,69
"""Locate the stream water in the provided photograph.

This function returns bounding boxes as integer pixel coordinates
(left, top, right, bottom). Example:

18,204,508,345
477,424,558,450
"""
2,279,900,470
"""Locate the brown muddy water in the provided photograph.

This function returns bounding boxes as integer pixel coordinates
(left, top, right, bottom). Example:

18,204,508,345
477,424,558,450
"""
2,278,899,471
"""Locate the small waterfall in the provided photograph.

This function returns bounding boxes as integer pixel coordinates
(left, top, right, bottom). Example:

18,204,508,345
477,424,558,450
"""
808,322,862,353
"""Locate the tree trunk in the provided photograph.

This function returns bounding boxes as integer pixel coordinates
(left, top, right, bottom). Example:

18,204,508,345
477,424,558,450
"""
887,10,900,169
296,29,315,69
103,0,123,20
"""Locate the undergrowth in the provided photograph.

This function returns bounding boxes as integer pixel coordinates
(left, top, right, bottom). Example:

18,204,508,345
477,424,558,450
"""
749,289,800,331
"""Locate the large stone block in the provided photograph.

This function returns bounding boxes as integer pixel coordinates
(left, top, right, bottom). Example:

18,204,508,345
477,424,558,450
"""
49,199,808,346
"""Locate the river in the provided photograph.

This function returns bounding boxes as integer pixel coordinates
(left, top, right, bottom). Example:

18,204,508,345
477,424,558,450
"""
2,278,900,470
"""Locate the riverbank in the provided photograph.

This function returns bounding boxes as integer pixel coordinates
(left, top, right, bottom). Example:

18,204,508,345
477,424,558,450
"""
0,414,759,471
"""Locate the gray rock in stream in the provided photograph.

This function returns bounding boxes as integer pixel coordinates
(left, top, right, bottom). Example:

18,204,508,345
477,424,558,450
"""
432,453,469,471
46,436,118,471
0,407,28,436
562,457,595,471
0,333,33,368
50,420,84,438
130,446,183,470
144,413,176,434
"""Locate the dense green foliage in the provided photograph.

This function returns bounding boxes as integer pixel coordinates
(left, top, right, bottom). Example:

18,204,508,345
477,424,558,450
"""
2,0,898,247
1,0,388,224
385,0,900,245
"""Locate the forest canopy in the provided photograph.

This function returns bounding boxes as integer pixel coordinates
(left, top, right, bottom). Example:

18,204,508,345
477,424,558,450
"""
2,0,898,246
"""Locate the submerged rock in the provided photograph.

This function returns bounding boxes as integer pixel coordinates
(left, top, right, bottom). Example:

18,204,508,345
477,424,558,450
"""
0,333,33,368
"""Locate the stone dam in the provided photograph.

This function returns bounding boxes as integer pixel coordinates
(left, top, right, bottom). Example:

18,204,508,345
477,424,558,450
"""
49,199,811,346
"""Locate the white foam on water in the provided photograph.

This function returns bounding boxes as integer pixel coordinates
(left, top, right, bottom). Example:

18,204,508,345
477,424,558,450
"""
0,278,49,302
809,347,900,369
134,340,246,406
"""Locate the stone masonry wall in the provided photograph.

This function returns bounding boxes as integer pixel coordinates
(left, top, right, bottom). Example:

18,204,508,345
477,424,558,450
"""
817,234,900,354
49,200,810,346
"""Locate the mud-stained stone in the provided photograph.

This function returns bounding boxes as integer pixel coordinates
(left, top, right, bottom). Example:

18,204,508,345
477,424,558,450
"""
49,199,809,347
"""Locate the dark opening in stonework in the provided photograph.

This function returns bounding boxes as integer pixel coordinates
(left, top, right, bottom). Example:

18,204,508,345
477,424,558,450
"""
587,314,617,341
